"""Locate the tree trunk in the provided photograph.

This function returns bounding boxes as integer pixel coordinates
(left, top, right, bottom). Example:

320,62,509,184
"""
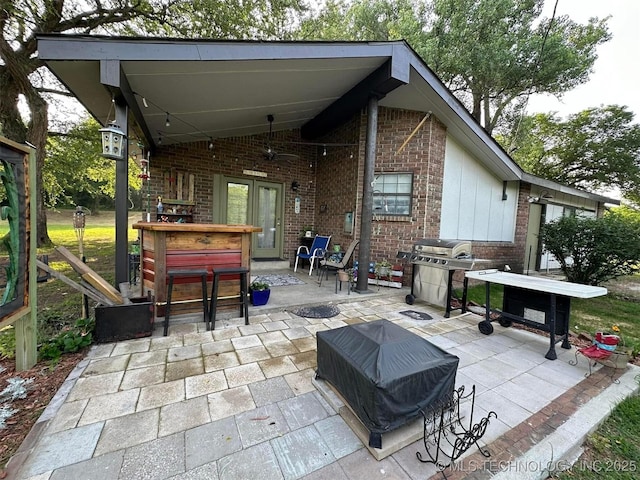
471,90,482,126
26,94,52,247
0,70,52,246
0,70,28,141
483,96,493,135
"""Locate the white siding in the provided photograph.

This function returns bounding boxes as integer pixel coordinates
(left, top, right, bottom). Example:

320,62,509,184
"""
440,136,518,241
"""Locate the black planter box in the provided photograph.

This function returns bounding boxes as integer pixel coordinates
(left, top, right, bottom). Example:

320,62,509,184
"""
95,296,155,343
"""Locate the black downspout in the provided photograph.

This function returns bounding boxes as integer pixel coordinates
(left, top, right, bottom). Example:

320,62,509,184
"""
114,100,129,287
354,95,378,294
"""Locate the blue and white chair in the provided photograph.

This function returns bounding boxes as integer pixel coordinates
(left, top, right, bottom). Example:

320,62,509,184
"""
294,235,331,276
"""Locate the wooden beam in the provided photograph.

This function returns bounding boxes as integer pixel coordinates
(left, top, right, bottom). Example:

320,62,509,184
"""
81,272,125,305
188,174,195,202
395,113,430,155
55,246,124,304
36,260,114,305
177,172,184,201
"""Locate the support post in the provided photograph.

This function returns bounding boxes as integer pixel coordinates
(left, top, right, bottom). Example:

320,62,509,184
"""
355,96,378,293
114,100,129,287
15,146,38,370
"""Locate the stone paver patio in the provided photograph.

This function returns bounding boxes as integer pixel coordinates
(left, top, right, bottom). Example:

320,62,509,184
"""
6,293,639,480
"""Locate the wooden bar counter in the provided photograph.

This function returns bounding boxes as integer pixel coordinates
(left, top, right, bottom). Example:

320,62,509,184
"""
133,223,262,316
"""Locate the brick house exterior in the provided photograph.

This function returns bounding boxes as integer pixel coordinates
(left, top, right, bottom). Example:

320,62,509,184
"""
146,106,558,286
39,37,618,286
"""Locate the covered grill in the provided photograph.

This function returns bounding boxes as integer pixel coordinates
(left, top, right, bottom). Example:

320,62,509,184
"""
316,320,459,449
397,239,475,316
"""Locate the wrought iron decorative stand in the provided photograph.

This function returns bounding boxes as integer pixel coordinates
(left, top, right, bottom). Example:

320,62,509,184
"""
416,385,497,477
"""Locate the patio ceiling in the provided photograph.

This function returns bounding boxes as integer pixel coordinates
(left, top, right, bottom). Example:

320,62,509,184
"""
37,35,523,180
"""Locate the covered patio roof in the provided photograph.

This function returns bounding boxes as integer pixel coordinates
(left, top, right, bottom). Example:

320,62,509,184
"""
37,35,523,181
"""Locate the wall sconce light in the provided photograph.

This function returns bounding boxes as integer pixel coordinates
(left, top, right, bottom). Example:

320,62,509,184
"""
99,123,126,160
291,181,300,192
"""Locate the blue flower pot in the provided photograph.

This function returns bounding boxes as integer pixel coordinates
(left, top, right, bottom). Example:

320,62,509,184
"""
250,288,271,306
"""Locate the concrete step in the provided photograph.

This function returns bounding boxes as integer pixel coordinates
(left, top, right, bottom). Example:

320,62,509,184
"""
251,259,290,272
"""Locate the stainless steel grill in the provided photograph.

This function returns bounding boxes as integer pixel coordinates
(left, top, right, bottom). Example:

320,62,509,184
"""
397,239,475,270
397,239,474,317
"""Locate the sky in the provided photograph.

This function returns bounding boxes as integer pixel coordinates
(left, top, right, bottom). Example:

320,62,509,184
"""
527,0,640,120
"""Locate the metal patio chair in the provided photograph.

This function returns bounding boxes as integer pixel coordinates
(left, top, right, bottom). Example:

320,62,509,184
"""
319,239,360,286
294,234,331,276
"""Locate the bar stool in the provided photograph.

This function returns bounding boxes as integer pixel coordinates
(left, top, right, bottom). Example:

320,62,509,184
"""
165,269,209,336
209,266,250,330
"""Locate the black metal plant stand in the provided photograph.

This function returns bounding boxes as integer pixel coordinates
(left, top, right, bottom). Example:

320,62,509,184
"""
416,385,497,478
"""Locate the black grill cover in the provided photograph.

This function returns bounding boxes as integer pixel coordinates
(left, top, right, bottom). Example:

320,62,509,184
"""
316,319,459,448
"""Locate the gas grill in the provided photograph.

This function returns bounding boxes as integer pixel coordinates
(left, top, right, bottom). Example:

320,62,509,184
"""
397,239,475,317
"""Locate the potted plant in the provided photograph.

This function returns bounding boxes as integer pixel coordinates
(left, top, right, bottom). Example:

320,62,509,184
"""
249,280,271,306
597,324,632,369
375,259,392,279
302,226,315,238
338,269,350,282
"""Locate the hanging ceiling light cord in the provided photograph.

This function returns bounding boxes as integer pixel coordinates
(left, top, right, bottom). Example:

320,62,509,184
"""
133,91,215,147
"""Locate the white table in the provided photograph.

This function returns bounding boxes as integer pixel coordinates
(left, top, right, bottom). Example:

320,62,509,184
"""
465,269,607,360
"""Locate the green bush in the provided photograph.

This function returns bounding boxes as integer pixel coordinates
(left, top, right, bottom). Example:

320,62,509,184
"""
540,210,640,286
38,317,94,362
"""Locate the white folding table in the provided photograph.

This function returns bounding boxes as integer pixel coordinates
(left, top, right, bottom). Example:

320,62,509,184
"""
465,269,607,360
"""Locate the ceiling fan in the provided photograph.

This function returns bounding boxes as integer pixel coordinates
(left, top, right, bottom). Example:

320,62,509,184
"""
262,114,299,161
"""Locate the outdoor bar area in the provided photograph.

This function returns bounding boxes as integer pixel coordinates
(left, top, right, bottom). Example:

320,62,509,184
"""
133,222,261,317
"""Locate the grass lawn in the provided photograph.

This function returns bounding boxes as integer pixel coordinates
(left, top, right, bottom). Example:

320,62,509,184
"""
553,394,640,479
1,209,139,342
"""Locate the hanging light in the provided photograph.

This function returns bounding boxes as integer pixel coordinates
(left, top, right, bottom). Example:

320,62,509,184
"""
99,122,126,160
322,146,327,156
165,113,171,127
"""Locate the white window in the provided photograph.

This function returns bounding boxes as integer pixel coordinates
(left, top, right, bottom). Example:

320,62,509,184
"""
373,173,412,216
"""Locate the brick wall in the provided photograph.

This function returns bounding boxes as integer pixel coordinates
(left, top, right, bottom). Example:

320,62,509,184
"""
147,129,317,260
145,106,529,278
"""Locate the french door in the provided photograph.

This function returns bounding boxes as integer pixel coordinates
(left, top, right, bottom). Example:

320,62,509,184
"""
222,177,283,258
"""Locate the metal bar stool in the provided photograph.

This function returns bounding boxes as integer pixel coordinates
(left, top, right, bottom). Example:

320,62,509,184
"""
209,266,249,330
165,269,209,336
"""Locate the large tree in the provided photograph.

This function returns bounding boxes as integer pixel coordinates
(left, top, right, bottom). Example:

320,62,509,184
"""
0,1,172,245
46,118,142,212
299,0,427,43
423,0,610,134
0,0,308,246
504,105,640,202
299,0,610,135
